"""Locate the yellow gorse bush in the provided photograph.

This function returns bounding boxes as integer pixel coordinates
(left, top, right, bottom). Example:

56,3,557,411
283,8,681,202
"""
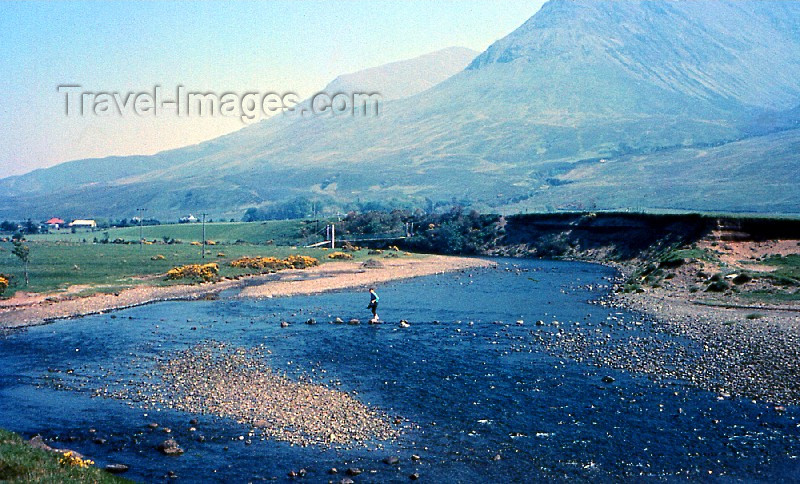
327,251,353,260
151,254,166,260
166,263,219,282
59,451,94,468
284,254,319,269
230,255,319,271
0,274,9,295
230,256,290,271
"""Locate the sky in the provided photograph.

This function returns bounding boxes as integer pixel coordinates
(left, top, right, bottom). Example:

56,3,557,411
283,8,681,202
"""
0,0,545,178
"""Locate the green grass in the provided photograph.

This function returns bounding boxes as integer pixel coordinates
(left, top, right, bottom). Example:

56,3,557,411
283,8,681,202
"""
661,248,718,264
0,241,386,298
758,254,800,281
739,289,800,303
0,428,128,483
24,220,326,245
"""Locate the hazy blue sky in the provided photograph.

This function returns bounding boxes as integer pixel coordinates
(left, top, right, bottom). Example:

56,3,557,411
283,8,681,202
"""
0,1,545,178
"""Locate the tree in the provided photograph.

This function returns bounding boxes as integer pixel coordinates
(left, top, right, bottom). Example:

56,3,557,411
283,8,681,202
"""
23,219,39,234
0,221,17,232
12,240,30,286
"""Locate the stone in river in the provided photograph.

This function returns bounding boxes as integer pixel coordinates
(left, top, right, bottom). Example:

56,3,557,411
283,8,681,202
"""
28,436,53,452
105,463,130,474
157,439,184,455
383,456,400,465
601,376,615,383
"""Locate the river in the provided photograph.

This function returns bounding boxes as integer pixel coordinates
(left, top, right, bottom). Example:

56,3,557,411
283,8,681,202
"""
0,258,798,482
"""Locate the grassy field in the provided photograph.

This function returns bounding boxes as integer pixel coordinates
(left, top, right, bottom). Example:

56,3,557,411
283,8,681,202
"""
24,220,328,245
0,428,128,483
0,240,384,298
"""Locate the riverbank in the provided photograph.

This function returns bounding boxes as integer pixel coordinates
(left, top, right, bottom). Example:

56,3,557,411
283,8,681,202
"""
607,267,800,405
0,428,128,482
0,255,492,329
480,213,800,405
586,235,800,405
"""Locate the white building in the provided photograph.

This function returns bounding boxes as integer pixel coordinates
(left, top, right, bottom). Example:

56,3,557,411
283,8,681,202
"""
69,219,97,228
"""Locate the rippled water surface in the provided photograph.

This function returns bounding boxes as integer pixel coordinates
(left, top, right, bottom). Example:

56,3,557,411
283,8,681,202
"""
1,258,798,482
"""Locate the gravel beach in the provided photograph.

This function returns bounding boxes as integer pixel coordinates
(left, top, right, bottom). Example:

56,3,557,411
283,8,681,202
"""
535,261,800,406
111,341,400,448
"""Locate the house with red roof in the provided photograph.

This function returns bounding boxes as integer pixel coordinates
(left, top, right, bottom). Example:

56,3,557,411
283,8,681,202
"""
46,217,65,230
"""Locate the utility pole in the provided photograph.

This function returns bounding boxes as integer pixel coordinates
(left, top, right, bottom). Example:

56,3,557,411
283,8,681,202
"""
136,208,146,250
314,201,319,235
201,213,208,259
330,223,335,249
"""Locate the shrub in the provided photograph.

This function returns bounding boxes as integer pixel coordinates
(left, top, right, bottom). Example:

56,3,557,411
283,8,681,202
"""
746,313,765,320
230,256,289,271
620,283,641,293
706,280,730,292
190,241,202,246
217,252,226,258
0,274,9,295
230,255,319,271
327,252,353,260
166,263,219,282
151,254,166,261
732,273,752,285
284,254,319,269
659,253,685,268
59,451,94,468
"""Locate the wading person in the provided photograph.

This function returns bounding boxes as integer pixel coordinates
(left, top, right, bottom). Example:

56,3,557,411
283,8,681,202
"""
367,288,379,322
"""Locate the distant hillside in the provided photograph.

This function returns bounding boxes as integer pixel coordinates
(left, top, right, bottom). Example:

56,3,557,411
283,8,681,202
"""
1,0,799,219
323,46,478,102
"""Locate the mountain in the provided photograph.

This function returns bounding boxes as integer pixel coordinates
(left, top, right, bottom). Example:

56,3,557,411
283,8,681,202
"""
323,46,478,102
0,46,478,199
2,0,800,220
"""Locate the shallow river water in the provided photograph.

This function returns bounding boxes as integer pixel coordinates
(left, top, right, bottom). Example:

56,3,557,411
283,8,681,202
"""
1,258,798,482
